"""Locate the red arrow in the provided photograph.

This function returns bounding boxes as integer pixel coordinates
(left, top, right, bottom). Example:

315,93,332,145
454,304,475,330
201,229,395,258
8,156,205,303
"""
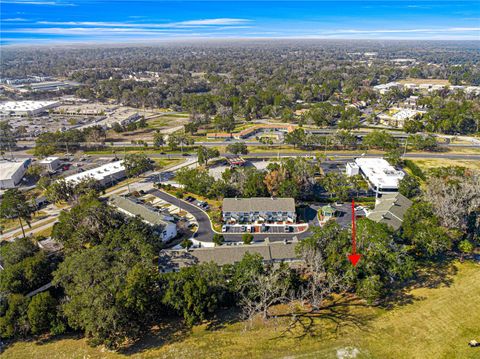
348,198,361,267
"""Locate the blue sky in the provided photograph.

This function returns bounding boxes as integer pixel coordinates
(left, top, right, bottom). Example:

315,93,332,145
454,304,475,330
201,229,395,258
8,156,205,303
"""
1,1,479,45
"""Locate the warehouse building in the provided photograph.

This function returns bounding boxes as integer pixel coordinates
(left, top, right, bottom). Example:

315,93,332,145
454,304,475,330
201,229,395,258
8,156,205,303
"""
63,161,125,187
222,197,296,224
110,195,177,241
39,157,61,172
0,159,30,189
0,101,60,118
346,157,405,194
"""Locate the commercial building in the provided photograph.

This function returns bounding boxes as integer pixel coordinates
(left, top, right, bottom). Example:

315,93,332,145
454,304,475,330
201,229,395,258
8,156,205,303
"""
0,101,60,118
373,82,400,94
346,158,405,194
222,197,296,224
159,242,300,272
374,81,480,95
207,124,295,140
39,157,61,171
63,161,125,187
0,159,30,189
4,80,79,93
378,108,425,128
366,193,412,231
110,195,177,241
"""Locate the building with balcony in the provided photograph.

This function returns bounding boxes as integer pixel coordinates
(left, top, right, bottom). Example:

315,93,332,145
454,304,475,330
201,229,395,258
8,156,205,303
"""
222,197,296,224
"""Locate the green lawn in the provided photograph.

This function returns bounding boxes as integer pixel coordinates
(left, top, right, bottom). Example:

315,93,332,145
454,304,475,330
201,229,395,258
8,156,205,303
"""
3,261,479,359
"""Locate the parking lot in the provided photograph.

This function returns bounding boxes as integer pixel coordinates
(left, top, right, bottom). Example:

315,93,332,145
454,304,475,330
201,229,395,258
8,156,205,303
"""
223,224,302,234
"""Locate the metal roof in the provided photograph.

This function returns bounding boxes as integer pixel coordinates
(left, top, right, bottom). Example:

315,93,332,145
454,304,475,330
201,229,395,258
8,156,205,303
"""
0,160,29,181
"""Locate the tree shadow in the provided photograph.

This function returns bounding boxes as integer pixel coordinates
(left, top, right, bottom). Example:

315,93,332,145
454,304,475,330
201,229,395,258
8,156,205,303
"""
271,295,375,341
118,319,190,356
381,256,458,310
204,307,242,331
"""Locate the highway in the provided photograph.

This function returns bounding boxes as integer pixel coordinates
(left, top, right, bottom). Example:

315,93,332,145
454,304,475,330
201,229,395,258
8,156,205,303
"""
9,150,480,161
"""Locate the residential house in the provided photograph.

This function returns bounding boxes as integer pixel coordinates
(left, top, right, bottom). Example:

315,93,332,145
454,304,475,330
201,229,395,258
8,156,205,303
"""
222,197,296,224
366,193,412,231
110,194,177,241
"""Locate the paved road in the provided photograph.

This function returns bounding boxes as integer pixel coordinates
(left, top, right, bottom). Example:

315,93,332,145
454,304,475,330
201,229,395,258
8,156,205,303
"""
149,189,318,244
10,151,480,161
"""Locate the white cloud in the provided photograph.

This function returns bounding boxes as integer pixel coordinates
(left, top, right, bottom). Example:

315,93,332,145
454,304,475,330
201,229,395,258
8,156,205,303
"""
323,27,480,35
1,0,75,6
1,17,28,21
176,18,251,26
36,18,251,29
3,27,192,35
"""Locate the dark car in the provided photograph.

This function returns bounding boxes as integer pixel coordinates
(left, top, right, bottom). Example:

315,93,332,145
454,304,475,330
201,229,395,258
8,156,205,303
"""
182,153,191,156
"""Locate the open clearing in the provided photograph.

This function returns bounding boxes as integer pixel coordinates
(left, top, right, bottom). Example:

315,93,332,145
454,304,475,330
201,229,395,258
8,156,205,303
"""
3,261,479,359
413,158,480,171
398,78,451,86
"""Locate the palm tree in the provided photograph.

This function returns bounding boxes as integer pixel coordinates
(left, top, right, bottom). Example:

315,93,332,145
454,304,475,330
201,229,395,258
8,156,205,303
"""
0,189,34,238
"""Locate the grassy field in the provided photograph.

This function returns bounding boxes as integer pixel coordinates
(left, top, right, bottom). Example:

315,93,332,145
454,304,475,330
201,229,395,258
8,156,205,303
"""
3,260,479,359
412,158,480,171
398,78,450,86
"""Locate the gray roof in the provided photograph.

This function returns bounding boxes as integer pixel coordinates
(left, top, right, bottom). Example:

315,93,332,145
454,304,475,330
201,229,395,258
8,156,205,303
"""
367,193,413,231
159,242,300,270
223,197,295,213
110,194,169,227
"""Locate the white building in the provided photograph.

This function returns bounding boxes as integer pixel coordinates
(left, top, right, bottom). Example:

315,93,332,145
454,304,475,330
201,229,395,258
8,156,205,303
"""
0,159,30,189
110,195,177,241
222,197,296,224
346,162,360,176
0,101,60,118
63,161,125,187
347,158,405,194
373,82,400,94
39,157,61,171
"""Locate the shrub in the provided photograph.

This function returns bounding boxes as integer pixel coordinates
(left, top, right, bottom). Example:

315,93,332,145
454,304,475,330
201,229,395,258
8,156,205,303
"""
242,233,253,244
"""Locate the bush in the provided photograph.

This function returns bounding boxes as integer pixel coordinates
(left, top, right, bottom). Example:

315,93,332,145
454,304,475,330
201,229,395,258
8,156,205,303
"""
175,190,184,198
242,233,254,244
213,234,225,246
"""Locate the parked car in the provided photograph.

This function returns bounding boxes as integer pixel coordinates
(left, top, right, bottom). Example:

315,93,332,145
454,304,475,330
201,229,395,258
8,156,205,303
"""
284,225,290,232
222,225,227,232
247,225,253,233
261,224,268,232
241,226,246,232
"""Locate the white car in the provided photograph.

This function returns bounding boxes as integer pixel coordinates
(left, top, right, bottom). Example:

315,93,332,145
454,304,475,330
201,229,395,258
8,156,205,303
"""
222,225,227,232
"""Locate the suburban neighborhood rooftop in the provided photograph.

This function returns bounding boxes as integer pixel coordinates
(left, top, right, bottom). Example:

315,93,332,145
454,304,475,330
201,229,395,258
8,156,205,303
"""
367,193,413,230
159,242,300,271
110,194,170,228
223,197,295,213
